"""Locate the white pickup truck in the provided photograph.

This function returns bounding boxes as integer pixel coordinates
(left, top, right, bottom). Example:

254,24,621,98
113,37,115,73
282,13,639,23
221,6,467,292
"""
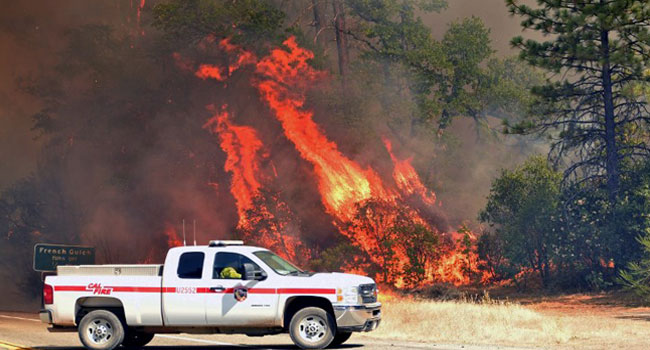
40,240,381,349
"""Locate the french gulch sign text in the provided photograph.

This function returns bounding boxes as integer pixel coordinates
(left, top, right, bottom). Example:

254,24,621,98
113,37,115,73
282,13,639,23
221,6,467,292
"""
33,243,95,271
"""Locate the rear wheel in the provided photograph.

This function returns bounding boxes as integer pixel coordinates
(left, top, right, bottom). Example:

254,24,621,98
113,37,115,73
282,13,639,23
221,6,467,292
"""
121,331,155,348
328,332,352,348
78,310,125,350
289,307,336,349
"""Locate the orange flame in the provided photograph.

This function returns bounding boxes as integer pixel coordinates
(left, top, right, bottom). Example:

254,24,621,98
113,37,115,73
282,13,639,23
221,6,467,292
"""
165,225,183,247
203,105,265,229
196,64,226,81
383,137,436,205
436,230,493,286
195,39,257,81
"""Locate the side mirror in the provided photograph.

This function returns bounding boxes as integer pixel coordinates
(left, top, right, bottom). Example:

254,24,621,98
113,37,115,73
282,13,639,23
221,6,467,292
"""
243,263,267,281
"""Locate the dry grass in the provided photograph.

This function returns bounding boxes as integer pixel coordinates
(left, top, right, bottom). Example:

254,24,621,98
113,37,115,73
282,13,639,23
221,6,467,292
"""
361,293,650,349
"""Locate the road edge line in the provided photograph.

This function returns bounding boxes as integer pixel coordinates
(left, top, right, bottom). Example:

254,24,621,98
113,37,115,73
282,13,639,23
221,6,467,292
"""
0,315,40,323
0,340,31,350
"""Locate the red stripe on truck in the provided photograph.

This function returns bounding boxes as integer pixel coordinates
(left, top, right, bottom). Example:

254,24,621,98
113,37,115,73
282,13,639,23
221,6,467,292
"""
278,288,336,294
248,288,276,294
54,286,87,292
53,285,336,295
111,286,161,293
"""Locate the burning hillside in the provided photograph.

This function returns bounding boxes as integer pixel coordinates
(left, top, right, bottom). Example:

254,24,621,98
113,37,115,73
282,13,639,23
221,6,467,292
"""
173,36,491,287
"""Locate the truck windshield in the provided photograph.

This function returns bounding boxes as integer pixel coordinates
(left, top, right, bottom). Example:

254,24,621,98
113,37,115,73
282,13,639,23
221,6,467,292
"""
253,251,303,275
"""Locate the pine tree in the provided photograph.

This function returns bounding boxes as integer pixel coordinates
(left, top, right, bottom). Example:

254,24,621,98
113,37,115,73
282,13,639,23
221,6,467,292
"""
506,0,650,204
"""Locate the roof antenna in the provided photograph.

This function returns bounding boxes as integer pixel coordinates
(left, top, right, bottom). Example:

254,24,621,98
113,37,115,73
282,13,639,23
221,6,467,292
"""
182,219,187,246
193,219,197,246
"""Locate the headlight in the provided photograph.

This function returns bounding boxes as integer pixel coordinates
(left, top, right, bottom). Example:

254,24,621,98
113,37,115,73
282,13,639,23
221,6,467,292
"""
359,283,378,303
337,286,359,304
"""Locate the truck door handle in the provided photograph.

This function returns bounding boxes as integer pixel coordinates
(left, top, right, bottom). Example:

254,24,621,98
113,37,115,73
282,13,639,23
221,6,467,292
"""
210,286,225,292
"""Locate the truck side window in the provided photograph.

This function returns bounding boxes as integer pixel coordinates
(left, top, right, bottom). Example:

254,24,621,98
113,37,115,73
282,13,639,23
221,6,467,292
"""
177,252,204,279
213,252,261,279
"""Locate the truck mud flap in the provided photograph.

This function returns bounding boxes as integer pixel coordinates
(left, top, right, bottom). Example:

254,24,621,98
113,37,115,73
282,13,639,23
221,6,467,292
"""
47,326,77,333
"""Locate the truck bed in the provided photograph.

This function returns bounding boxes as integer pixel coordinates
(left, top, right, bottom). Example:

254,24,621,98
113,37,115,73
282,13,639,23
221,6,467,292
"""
48,265,164,326
57,264,162,276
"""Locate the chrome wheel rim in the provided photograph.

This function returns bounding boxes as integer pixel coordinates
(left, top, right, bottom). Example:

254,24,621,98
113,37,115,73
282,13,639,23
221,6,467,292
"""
298,315,327,343
87,318,114,344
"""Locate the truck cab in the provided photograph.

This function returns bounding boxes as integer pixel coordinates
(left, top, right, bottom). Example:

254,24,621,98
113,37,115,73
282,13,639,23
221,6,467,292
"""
40,241,381,349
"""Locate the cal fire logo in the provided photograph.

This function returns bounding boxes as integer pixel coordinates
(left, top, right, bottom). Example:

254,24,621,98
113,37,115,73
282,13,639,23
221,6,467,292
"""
233,286,248,302
87,283,113,295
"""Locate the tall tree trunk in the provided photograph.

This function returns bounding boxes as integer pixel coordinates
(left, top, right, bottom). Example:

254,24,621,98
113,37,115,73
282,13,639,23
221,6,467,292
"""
332,0,349,83
540,251,551,288
600,29,620,205
311,0,322,44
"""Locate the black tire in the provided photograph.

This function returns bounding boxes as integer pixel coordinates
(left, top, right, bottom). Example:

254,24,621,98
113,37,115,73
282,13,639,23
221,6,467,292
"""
121,331,155,348
328,332,352,348
78,310,125,350
289,307,336,349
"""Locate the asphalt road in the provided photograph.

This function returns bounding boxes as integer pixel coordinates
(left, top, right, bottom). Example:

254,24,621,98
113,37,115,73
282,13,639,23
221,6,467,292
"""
0,312,531,350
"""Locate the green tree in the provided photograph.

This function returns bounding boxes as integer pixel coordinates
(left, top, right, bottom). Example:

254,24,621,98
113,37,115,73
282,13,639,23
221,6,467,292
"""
152,0,285,47
310,238,365,271
506,0,650,205
617,161,650,296
477,230,511,281
396,223,440,288
344,1,541,134
620,234,650,300
479,156,563,287
481,57,545,123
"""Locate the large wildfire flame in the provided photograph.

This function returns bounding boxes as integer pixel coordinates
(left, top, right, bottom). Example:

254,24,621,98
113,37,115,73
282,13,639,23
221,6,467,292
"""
180,36,490,287
255,38,392,222
202,105,306,262
203,105,265,228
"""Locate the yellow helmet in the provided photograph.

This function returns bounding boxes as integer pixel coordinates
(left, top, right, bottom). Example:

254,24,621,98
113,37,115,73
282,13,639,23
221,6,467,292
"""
220,267,242,279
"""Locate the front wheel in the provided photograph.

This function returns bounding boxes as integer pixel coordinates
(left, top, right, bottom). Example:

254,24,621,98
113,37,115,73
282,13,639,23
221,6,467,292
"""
328,332,352,348
78,310,125,350
121,331,155,348
289,307,336,349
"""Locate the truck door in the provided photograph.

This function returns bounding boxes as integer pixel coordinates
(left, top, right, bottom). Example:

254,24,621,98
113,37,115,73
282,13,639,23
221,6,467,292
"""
162,251,210,326
205,252,279,326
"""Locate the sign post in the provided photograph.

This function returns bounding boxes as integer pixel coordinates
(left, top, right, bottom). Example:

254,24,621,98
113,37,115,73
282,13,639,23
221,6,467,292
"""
33,243,95,272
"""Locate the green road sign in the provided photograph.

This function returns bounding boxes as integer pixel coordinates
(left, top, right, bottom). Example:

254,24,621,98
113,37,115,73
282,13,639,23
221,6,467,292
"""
33,243,95,272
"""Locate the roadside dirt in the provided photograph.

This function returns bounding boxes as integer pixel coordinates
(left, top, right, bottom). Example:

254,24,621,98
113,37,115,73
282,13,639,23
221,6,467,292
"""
516,291,650,320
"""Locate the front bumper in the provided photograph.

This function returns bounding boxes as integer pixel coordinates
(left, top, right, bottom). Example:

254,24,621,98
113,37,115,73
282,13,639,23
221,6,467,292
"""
333,302,381,332
39,309,52,324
